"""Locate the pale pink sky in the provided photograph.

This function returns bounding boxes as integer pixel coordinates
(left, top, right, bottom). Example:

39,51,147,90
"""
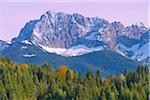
0,0,149,41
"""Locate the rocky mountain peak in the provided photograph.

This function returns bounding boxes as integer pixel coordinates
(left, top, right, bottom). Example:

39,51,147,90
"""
9,10,149,62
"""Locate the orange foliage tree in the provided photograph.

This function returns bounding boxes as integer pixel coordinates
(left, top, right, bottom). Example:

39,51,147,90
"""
18,64,29,69
55,65,74,81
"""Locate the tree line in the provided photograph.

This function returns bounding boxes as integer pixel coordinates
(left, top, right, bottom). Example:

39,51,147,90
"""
0,56,149,100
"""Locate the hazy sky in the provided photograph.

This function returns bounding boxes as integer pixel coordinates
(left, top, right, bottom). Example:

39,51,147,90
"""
0,0,149,41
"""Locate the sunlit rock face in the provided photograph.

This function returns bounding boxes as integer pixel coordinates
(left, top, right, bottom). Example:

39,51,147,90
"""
10,10,149,62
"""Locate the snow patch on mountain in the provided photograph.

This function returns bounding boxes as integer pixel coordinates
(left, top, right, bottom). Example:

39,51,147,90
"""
33,28,42,39
21,40,32,45
23,54,36,57
133,22,144,28
131,42,149,61
37,43,104,57
21,46,28,49
85,32,99,40
116,42,149,61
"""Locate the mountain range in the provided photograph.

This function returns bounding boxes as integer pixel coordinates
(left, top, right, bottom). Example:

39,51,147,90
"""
0,10,149,77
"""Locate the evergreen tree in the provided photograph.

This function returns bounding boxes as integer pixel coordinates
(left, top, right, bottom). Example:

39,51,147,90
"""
0,56,149,100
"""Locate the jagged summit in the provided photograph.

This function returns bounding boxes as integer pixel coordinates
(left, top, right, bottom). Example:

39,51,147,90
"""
2,10,149,62
0,10,149,76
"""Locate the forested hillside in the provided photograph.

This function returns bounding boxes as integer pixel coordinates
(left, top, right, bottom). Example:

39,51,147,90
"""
0,56,149,100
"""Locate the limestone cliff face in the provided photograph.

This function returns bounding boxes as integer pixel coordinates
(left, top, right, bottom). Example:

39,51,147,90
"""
9,10,149,62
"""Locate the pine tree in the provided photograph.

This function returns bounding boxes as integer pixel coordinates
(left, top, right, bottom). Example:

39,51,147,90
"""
0,80,8,100
96,70,102,87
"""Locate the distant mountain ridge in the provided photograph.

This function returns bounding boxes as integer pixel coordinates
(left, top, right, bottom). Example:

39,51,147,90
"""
10,10,149,62
0,40,9,51
0,40,138,77
0,10,149,76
